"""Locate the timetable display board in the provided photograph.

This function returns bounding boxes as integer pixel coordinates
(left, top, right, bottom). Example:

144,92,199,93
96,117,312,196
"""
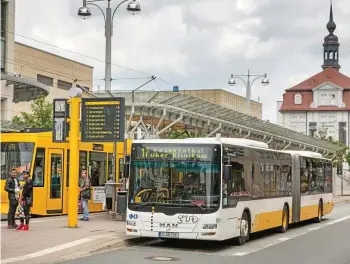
53,99,69,142
81,98,125,142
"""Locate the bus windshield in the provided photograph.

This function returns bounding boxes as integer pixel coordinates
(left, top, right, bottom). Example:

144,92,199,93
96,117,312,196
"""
128,143,221,210
0,142,34,180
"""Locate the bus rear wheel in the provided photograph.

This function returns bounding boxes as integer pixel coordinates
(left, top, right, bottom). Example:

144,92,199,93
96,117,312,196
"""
235,211,250,245
278,205,289,233
314,201,323,223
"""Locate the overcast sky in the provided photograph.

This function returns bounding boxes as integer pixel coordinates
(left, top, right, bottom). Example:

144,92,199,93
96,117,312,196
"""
15,0,350,122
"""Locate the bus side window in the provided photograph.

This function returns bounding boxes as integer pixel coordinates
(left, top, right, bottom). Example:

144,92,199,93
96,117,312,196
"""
33,148,45,187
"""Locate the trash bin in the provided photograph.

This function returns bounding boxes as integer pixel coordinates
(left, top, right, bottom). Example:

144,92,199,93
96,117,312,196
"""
116,191,127,220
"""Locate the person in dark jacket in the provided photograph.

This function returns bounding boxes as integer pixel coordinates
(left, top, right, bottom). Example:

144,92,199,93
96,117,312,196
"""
16,170,33,231
5,168,21,229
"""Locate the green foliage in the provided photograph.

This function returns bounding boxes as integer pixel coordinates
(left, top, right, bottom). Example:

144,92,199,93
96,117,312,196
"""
313,127,348,167
168,128,204,139
12,96,53,129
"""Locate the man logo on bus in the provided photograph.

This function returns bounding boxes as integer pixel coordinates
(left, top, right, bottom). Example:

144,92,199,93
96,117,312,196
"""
160,223,178,228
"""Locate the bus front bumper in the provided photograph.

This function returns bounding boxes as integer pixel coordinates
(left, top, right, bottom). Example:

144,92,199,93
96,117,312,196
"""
126,227,223,241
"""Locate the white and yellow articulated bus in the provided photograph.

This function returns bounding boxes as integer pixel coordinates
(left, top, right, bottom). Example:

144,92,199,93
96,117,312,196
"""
125,136,333,245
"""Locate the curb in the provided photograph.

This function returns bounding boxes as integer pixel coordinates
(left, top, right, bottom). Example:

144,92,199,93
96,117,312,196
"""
55,237,153,263
90,237,152,254
334,198,350,204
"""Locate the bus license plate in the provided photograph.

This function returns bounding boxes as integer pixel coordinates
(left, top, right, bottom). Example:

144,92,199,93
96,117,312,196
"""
159,232,179,238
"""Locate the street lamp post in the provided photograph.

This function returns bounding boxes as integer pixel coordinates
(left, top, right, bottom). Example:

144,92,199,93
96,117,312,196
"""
228,69,269,117
78,0,141,214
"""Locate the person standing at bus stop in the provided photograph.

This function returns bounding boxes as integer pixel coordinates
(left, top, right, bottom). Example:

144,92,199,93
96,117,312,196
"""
5,168,21,229
79,170,91,221
105,176,114,214
16,170,33,231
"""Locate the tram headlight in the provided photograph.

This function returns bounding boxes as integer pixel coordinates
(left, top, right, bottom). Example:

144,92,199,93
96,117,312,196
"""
127,220,136,226
203,224,217,229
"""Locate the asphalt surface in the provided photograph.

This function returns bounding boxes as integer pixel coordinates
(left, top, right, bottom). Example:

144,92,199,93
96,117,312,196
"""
61,203,350,264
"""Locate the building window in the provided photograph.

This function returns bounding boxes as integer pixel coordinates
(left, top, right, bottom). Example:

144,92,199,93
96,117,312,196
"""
339,122,347,145
1,1,6,38
329,94,336,105
1,97,6,121
37,74,53,87
309,122,317,137
1,39,5,72
294,93,302,105
57,80,72,90
320,94,327,105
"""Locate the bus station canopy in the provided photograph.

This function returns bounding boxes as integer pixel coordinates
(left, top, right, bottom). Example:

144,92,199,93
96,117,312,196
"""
1,73,51,103
95,90,342,156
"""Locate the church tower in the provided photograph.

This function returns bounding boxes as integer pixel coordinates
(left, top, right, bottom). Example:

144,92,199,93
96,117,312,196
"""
322,1,340,71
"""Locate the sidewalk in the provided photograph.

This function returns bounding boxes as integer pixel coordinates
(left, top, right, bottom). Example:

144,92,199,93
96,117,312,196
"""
333,195,350,204
1,197,349,264
1,213,146,264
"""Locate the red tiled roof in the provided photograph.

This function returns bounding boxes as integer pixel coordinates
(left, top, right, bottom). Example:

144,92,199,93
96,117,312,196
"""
280,90,350,112
286,68,350,91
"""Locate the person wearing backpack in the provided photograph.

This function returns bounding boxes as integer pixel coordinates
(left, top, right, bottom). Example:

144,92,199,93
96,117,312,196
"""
79,170,91,221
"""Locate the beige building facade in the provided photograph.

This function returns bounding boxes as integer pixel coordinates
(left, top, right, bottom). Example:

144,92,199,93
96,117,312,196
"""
1,0,92,124
181,89,262,119
13,42,93,115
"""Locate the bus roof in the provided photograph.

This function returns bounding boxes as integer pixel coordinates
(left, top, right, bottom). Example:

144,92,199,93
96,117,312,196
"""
133,137,269,149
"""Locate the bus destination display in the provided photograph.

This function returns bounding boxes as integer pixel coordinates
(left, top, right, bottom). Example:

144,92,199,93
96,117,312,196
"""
81,98,125,142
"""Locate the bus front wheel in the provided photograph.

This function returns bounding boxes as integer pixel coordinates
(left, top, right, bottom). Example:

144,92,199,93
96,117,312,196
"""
235,211,250,245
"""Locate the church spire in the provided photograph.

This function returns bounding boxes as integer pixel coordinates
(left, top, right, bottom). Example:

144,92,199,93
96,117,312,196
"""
322,0,340,71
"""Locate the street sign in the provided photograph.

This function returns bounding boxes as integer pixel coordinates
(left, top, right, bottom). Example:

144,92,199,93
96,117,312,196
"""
53,99,69,142
81,97,125,142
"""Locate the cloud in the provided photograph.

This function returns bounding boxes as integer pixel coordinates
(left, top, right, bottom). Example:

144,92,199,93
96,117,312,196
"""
14,0,350,122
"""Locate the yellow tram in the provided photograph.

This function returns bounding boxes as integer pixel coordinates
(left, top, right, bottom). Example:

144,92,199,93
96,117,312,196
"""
0,129,131,216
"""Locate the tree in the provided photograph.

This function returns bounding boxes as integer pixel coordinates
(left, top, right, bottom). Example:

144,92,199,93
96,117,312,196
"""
313,127,348,167
12,96,53,129
168,128,204,139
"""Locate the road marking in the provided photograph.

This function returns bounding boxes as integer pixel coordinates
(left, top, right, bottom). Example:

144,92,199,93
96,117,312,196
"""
232,215,350,257
1,234,115,264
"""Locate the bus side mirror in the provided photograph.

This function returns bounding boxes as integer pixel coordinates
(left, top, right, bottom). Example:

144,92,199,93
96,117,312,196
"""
123,163,130,178
223,165,232,181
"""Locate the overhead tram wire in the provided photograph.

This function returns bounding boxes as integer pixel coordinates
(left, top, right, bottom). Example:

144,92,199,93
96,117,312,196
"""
4,58,94,85
9,31,178,86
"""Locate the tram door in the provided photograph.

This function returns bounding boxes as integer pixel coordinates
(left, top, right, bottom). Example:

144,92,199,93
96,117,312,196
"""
47,149,64,213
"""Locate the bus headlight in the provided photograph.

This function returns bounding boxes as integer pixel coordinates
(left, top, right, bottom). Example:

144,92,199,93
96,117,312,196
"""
203,224,217,229
127,220,136,226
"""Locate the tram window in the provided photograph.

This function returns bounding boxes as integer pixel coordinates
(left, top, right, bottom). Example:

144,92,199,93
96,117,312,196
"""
300,157,310,195
66,150,88,187
50,154,62,199
89,152,107,186
33,148,45,187
119,158,124,181
108,153,113,179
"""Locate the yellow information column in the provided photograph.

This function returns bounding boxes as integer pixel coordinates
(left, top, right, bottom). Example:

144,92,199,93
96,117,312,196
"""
67,89,81,228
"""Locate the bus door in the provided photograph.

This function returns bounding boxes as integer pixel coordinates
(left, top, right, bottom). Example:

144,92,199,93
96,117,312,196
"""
47,149,64,214
291,154,301,223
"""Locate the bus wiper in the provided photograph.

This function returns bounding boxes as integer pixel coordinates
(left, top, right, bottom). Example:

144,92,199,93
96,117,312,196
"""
135,202,159,209
182,202,208,212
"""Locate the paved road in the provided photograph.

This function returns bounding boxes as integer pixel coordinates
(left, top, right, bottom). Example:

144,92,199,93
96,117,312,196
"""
61,203,350,264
